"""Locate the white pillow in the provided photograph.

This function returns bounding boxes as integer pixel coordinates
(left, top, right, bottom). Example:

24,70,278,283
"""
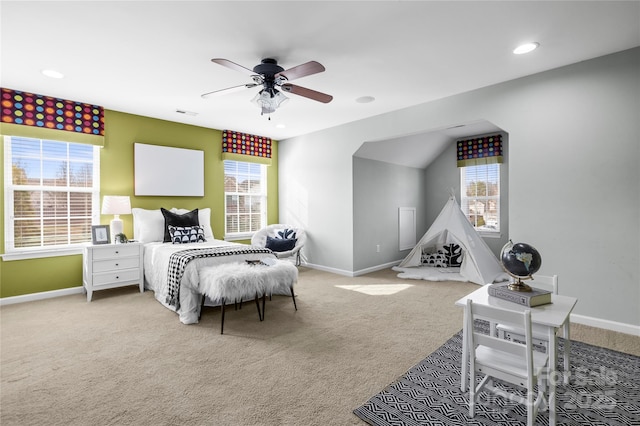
170,207,215,241
131,208,165,243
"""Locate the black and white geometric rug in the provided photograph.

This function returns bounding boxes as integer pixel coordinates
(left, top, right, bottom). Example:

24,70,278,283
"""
354,330,640,425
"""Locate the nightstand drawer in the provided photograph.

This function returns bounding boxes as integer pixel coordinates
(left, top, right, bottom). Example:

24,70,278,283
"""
93,269,140,286
93,257,140,273
92,245,140,260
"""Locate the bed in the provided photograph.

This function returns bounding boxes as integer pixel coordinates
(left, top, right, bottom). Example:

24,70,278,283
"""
133,207,283,324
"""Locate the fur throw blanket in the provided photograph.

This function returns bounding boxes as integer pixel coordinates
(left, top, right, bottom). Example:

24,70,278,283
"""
199,261,298,302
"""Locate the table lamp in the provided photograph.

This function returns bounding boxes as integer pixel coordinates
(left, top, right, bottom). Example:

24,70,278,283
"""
101,195,131,243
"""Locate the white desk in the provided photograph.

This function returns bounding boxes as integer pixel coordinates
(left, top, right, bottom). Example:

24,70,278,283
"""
455,285,577,426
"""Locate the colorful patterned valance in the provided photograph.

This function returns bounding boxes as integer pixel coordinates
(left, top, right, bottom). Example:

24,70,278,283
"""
456,134,503,167
221,130,272,165
0,87,105,146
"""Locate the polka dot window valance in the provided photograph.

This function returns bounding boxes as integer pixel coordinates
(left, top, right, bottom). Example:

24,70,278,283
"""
221,130,272,165
456,134,503,167
0,87,105,146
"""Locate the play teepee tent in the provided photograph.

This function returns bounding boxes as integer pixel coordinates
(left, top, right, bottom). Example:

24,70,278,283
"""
394,195,507,285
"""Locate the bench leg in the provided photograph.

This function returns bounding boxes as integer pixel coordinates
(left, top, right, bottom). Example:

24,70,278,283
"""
255,293,263,321
220,297,226,334
199,294,205,321
262,293,267,320
290,286,298,311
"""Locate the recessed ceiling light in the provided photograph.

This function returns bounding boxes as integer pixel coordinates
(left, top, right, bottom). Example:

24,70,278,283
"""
513,42,540,55
276,124,286,129
356,96,375,104
42,69,64,79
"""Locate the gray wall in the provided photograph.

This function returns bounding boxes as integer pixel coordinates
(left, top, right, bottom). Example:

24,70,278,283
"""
279,47,640,328
353,157,427,272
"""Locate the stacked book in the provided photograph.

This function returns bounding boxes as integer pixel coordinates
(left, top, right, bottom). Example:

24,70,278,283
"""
488,283,552,307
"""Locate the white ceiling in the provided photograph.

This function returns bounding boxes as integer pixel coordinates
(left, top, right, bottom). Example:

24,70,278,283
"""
1,1,639,157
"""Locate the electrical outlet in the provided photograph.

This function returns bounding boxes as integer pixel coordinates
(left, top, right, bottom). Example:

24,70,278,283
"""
376,244,381,253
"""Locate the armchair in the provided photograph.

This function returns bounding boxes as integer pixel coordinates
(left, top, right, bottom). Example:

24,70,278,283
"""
251,224,306,266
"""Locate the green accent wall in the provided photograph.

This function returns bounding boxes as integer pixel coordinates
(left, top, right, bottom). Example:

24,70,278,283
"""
0,110,279,298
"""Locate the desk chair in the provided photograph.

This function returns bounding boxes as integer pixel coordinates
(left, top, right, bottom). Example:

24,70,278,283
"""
466,299,549,426
496,274,571,384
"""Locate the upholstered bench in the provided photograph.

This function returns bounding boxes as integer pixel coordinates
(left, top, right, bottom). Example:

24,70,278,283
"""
199,260,298,334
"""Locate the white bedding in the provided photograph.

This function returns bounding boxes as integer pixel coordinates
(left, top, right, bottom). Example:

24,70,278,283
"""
143,240,277,324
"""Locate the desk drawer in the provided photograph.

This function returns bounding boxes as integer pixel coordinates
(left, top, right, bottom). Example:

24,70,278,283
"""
93,257,140,273
93,269,140,286
92,245,140,260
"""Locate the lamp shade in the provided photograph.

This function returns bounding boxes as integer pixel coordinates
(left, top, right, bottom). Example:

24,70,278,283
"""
101,196,131,215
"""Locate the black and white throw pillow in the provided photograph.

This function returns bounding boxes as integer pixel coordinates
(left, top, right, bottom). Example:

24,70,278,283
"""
421,243,463,267
442,243,463,267
421,247,448,267
168,225,206,244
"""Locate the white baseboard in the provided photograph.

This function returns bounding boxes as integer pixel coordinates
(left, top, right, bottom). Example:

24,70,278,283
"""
303,260,401,277
302,262,355,277
353,261,402,277
570,313,640,337
0,286,84,306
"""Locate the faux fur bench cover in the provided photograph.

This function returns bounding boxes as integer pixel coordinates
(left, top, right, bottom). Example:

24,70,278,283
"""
199,260,298,302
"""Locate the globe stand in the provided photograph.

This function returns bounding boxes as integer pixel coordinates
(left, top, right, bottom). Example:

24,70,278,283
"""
508,277,532,292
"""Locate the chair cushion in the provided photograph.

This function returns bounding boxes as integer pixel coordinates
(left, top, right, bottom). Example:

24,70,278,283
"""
266,236,296,252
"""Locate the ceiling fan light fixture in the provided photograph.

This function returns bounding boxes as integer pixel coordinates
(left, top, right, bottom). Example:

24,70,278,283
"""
252,88,288,115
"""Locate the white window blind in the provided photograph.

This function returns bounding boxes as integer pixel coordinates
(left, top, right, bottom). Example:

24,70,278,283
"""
460,163,500,234
223,160,266,239
4,136,100,256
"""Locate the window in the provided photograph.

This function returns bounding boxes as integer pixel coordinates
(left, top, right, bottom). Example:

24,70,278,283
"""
4,136,100,258
223,160,266,239
460,163,500,234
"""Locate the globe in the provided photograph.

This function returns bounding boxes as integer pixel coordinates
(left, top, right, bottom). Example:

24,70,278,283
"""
500,240,542,292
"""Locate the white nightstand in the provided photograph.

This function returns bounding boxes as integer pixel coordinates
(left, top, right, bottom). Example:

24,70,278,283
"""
82,242,144,302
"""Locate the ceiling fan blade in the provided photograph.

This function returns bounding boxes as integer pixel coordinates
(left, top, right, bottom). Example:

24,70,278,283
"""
281,83,333,103
201,83,258,99
211,58,255,76
276,61,325,81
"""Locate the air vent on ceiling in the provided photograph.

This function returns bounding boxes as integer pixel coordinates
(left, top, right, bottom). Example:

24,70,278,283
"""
176,109,198,116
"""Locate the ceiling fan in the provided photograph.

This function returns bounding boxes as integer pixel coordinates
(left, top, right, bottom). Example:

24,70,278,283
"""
201,58,333,116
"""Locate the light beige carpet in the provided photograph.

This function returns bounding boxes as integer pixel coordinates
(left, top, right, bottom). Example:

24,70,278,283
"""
1,267,638,426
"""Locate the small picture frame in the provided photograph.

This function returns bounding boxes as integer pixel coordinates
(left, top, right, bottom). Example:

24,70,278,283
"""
92,225,110,245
